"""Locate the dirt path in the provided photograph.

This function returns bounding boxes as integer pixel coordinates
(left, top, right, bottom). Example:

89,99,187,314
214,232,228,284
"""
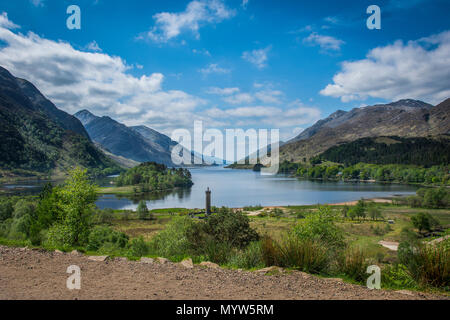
0,246,446,300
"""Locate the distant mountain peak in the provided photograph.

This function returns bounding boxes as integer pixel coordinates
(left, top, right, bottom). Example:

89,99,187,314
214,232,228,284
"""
74,109,98,126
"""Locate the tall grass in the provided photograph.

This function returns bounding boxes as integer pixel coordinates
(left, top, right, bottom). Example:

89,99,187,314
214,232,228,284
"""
338,247,368,282
261,236,329,274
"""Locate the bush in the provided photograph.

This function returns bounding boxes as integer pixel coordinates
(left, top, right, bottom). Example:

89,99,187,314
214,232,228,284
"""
411,212,440,233
291,206,345,249
398,239,449,288
228,241,264,269
87,226,129,251
128,237,149,257
151,217,194,258
382,264,416,289
194,208,259,249
45,224,74,249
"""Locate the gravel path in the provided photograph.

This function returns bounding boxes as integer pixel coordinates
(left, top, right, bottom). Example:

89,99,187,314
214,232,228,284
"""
0,246,446,300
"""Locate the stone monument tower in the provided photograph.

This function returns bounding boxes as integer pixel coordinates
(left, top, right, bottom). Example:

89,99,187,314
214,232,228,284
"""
205,187,211,215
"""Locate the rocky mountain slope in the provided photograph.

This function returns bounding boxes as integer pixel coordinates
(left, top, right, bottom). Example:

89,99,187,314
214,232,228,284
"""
75,110,177,165
280,99,450,163
0,66,120,178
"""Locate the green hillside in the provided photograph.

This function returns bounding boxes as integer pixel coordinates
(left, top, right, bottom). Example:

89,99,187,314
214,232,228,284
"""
0,66,121,180
317,136,450,167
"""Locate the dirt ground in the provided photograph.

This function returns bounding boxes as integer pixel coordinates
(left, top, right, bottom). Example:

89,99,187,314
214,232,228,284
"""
0,245,447,300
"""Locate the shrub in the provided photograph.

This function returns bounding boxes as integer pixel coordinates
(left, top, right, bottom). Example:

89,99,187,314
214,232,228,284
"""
398,239,449,288
338,247,369,282
87,226,129,251
201,239,234,264
151,217,194,258
0,199,14,222
291,206,345,249
411,212,440,233
197,208,259,249
382,264,416,289
228,241,264,269
45,224,74,249
128,237,149,257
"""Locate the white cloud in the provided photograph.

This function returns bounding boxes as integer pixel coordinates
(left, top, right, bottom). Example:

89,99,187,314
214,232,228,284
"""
0,12,19,29
0,18,207,134
199,63,231,75
206,87,240,95
86,40,102,52
223,93,254,105
303,32,344,52
242,46,271,69
320,31,450,104
145,0,235,43
254,90,282,104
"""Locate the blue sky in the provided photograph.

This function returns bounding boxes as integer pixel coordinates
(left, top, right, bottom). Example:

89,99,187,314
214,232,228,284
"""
0,0,449,142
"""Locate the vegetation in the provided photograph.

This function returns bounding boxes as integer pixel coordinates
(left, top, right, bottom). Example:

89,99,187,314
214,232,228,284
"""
318,136,450,167
115,162,193,192
1,177,449,294
279,160,450,186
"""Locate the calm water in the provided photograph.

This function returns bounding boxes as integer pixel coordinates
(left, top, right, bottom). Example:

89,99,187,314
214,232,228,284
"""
95,166,417,210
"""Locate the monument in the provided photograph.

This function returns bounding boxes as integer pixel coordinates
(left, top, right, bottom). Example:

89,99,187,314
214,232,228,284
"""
205,187,211,215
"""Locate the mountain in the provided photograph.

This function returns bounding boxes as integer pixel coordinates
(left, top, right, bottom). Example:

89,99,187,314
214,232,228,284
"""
317,136,450,167
0,66,121,178
280,99,450,163
75,110,177,165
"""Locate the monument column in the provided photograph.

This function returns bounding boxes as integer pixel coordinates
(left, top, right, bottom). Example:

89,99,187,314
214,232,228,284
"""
205,187,211,215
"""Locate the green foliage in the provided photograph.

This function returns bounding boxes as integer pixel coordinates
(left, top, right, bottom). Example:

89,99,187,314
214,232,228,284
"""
319,136,450,167
87,226,128,251
53,168,97,246
137,200,152,220
398,240,449,288
293,161,449,186
348,200,367,220
150,216,194,258
411,212,440,233
261,236,329,274
291,206,345,249
128,237,150,257
193,207,259,249
115,162,193,192
381,264,417,290
338,248,369,282
228,241,265,269
368,206,383,220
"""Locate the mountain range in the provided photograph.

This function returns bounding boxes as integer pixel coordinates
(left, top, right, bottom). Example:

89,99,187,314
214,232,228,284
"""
0,66,120,179
74,110,178,166
279,98,450,163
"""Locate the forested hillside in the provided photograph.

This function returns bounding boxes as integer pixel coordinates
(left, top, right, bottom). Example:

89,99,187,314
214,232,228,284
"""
0,66,121,179
318,136,450,167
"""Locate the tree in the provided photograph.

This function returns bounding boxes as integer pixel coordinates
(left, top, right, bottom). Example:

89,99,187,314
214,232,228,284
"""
48,167,97,246
411,212,439,233
368,206,382,221
137,200,150,220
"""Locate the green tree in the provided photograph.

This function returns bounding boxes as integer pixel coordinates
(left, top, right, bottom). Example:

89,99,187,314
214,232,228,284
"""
137,200,150,220
48,167,97,246
411,212,439,233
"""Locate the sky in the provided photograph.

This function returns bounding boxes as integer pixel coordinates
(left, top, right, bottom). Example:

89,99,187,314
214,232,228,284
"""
0,0,449,145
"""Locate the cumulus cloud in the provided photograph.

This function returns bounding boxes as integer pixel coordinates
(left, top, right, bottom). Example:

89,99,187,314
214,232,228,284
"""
223,93,255,105
145,0,235,43
242,46,271,69
303,32,344,53
0,15,207,134
320,31,450,104
86,40,102,52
